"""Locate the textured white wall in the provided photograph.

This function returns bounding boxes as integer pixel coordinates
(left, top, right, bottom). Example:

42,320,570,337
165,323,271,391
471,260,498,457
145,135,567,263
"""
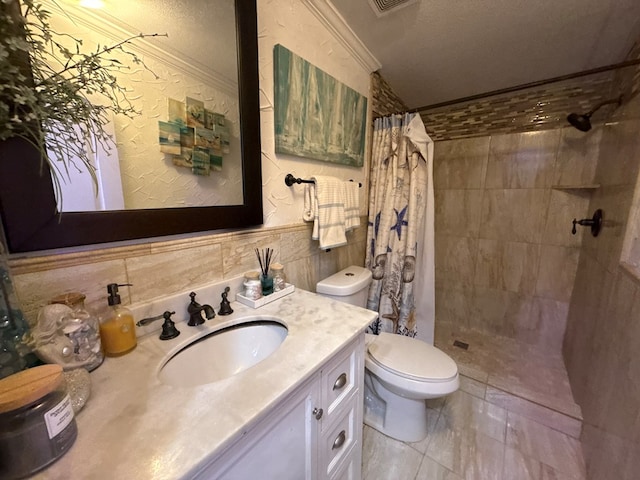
47,1,373,222
115,58,244,209
48,2,244,209
257,0,373,228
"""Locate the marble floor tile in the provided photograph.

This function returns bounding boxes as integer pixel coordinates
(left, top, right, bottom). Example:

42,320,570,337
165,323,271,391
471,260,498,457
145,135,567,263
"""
426,396,447,412
434,330,491,382
488,364,581,419
435,324,581,419
426,413,505,480
503,446,585,479
485,387,582,439
506,412,586,479
456,361,490,383
362,324,587,480
362,426,423,480
459,374,487,399
441,390,507,443
416,456,464,480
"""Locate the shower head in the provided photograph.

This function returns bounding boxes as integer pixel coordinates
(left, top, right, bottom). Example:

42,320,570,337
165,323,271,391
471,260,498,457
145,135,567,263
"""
567,95,623,132
567,112,593,132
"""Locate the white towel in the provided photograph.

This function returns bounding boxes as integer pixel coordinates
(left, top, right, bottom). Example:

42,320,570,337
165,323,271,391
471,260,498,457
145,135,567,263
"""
303,183,316,222
344,181,360,231
311,175,347,250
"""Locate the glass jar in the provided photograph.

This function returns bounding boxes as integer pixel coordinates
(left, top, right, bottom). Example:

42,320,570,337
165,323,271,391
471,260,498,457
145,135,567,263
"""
0,365,77,479
243,279,262,300
244,271,260,283
270,263,287,291
51,293,103,371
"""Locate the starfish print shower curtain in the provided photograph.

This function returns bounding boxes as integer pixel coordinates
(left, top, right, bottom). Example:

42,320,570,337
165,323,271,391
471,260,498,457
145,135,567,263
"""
365,113,434,339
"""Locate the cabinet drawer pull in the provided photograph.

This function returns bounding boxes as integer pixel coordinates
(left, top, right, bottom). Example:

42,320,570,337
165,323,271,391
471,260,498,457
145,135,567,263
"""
333,373,347,391
312,407,323,420
332,430,346,450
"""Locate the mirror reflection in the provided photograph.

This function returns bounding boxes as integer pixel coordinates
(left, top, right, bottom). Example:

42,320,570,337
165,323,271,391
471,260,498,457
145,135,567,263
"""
49,0,243,212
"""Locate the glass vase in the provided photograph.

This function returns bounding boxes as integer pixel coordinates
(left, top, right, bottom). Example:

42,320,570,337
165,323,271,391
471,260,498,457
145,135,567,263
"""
0,243,37,380
260,273,274,296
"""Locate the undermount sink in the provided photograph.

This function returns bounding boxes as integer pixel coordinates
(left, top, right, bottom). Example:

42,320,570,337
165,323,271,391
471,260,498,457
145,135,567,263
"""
158,318,288,387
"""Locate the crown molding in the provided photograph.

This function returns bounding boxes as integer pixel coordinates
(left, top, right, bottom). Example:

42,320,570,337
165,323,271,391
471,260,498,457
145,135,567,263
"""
44,1,238,97
303,0,382,73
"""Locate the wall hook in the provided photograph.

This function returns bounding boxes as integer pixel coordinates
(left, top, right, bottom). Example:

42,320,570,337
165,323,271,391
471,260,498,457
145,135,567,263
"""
572,209,603,237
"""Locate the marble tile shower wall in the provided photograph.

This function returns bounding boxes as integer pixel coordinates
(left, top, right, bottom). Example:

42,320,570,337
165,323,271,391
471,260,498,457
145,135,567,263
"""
433,126,602,355
9,222,367,325
562,93,640,479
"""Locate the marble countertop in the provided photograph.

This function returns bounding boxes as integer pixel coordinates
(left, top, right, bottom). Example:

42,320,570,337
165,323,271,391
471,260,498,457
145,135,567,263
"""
34,288,377,479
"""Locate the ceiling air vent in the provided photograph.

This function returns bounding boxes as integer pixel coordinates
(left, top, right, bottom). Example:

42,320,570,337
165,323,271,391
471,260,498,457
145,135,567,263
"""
367,0,418,17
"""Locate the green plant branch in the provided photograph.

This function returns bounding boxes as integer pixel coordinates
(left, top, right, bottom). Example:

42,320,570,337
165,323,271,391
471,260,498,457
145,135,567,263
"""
1,0,165,207
38,33,164,85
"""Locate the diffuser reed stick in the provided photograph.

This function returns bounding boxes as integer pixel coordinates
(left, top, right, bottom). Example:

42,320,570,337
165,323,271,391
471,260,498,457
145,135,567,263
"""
255,248,275,295
255,248,274,276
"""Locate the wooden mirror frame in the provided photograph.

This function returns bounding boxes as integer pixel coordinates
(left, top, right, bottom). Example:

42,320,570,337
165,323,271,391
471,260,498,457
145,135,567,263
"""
0,0,262,253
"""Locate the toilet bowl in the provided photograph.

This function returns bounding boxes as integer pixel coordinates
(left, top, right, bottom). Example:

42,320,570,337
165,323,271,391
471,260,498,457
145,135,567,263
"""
316,266,459,442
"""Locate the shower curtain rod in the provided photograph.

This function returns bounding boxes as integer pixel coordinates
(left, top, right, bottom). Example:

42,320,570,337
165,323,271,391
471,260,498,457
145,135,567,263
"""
410,57,640,113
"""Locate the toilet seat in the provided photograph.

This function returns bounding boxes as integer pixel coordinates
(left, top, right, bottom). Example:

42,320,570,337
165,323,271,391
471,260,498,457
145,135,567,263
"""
366,333,458,383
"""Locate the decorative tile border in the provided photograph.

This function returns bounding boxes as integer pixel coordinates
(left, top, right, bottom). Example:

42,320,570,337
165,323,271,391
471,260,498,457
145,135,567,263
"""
420,72,618,141
370,71,408,117
8,219,368,275
372,39,640,141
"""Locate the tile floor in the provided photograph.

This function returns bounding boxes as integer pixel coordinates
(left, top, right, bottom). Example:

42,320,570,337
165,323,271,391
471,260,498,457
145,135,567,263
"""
434,324,582,420
361,328,587,479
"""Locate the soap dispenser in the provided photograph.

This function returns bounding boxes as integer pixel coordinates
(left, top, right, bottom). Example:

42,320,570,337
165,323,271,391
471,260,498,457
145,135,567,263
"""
100,283,137,357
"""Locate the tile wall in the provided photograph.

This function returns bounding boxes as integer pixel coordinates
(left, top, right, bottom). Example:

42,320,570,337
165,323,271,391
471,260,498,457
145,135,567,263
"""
562,90,640,479
417,39,640,143
370,71,409,118
10,221,367,325
421,72,619,141
433,126,600,355
5,0,373,326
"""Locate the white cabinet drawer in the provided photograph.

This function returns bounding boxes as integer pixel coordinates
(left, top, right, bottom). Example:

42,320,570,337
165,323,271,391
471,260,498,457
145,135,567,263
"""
330,450,361,480
321,336,364,428
320,395,359,478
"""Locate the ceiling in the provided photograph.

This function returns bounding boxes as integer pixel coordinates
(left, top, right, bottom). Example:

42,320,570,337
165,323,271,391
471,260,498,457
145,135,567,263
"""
332,0,640,109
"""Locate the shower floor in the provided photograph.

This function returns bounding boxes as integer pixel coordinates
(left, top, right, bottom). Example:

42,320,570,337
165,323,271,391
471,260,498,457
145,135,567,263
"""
434,323,582,434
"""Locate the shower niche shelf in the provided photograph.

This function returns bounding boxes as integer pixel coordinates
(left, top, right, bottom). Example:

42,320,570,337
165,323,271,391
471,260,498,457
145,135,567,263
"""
552,184,600,193
552,184,600,190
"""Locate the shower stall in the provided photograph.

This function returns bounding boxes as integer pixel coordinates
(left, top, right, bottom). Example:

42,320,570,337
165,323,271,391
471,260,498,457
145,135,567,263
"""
407,53,640,479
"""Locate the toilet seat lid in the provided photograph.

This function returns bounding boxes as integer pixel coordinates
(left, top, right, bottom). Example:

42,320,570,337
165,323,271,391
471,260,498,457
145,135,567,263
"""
367,333,458,381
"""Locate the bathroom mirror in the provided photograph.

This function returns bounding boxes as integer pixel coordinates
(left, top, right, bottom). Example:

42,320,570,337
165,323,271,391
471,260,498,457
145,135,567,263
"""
0,0,262,253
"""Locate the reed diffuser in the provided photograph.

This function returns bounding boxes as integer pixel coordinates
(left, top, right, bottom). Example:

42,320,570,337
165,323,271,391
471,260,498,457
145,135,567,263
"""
255,248,275,295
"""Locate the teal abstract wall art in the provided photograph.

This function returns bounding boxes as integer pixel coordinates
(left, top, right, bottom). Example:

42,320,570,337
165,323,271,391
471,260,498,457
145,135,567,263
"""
273,44,367,167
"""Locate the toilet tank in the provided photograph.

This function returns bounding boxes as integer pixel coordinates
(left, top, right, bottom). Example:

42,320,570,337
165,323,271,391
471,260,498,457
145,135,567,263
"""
316,266,372,308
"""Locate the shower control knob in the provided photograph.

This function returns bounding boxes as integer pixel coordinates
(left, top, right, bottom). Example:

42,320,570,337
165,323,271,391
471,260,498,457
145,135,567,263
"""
571,209,603,237
312,407,323,420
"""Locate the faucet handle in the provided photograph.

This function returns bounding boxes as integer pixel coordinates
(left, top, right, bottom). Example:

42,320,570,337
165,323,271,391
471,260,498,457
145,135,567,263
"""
218,286,234,316
137,313,164,327
189,291,199,306
159,311,180,340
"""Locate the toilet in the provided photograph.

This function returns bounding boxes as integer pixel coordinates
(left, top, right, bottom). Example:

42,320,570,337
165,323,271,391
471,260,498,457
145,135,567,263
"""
316,266,459,442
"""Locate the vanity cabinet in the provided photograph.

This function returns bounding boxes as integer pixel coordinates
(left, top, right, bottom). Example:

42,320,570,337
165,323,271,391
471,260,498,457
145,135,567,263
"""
196,335,365,480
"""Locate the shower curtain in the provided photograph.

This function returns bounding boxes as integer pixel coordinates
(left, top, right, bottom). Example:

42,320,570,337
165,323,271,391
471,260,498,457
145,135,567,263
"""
365,113,435,343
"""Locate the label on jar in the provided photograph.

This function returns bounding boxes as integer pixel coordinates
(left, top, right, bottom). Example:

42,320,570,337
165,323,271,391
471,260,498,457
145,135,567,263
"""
44,394,75,439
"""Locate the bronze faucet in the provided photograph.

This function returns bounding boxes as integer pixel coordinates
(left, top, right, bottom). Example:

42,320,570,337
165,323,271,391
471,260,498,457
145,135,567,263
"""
187,292,215,326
